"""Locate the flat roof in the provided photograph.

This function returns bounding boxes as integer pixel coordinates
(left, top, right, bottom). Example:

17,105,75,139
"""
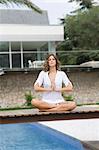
0,24,64,41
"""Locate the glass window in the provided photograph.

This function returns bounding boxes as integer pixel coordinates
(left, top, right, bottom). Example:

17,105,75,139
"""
12,54,21,68
0,42,9,52
23,53,37,67
11,42,20,52
23,42,37,51
0,54,9,68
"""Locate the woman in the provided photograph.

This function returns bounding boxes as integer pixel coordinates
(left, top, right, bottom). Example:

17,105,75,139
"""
31,54,76,112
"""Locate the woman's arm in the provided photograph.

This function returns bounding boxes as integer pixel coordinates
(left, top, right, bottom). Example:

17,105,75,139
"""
58,71,73,92
34,83,53,92
61,82,73,92
54,83,73,92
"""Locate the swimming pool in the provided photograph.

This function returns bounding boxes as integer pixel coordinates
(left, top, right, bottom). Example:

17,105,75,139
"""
0,123,84,150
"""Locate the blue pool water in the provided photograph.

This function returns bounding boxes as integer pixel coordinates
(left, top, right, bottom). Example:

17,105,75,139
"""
0,123,84,150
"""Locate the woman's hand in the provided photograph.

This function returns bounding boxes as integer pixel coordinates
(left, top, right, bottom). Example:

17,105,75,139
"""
34,84,53,92
54,87,61,92
51,82,73,92
51,83,61,92
46,87,53,92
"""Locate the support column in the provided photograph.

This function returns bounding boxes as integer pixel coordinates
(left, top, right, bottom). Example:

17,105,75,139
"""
37,48,41,60
20,42,23,69
9,42,12,69
48,41,56,54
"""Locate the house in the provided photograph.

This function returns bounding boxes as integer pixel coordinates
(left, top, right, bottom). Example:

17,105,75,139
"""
0,9,64,69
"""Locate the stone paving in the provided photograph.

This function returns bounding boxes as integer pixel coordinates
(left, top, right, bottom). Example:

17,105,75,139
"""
0,105,99,118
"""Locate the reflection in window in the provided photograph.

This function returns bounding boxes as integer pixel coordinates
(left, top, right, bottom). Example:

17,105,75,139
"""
0,42,9,52
23,53,37,67
23,42,37,51
0,41,49,69
11,42,20,51
0,54,9,68
12,54,21,68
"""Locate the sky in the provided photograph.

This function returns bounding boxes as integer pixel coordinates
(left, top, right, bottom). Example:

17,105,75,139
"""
32,0,79,24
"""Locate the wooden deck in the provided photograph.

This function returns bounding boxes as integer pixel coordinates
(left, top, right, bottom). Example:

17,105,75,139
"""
0,105,99,124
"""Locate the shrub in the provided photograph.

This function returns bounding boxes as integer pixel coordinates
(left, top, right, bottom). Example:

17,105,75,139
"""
25,91,35,106
63,94,74,101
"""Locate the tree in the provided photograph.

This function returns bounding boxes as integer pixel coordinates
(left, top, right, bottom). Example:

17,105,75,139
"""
69,0,94,10
63,6,99,50
0,0,42,13
60,0,95,25
58,6,99,64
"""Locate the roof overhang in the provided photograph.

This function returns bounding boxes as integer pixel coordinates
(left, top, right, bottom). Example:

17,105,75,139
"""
0,24,64,42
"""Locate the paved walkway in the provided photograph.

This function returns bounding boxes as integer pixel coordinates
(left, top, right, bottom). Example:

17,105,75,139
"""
0,105,99,115
0,105,99,124
0,105,99,117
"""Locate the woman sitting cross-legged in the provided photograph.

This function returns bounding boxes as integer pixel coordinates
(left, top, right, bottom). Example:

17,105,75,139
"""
31,53,76,112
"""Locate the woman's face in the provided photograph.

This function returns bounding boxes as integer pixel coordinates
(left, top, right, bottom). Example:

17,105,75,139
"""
48,55,56,67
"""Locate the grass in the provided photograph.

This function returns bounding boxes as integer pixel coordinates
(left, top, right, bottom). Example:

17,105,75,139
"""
77,102,99,106
0,106,33,111
0,102,99,111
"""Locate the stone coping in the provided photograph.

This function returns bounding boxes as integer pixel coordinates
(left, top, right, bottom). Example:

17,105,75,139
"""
2,66,99,73
0,105,99,117
0,105,99,124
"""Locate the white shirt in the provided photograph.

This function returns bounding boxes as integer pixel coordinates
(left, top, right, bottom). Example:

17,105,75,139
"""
34,70,71,104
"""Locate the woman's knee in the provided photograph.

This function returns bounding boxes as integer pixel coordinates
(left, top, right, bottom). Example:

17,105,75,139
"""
70,101,76,110
31,99,38,106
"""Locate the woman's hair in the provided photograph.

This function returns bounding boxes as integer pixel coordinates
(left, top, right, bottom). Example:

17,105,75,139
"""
43,53,60,72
